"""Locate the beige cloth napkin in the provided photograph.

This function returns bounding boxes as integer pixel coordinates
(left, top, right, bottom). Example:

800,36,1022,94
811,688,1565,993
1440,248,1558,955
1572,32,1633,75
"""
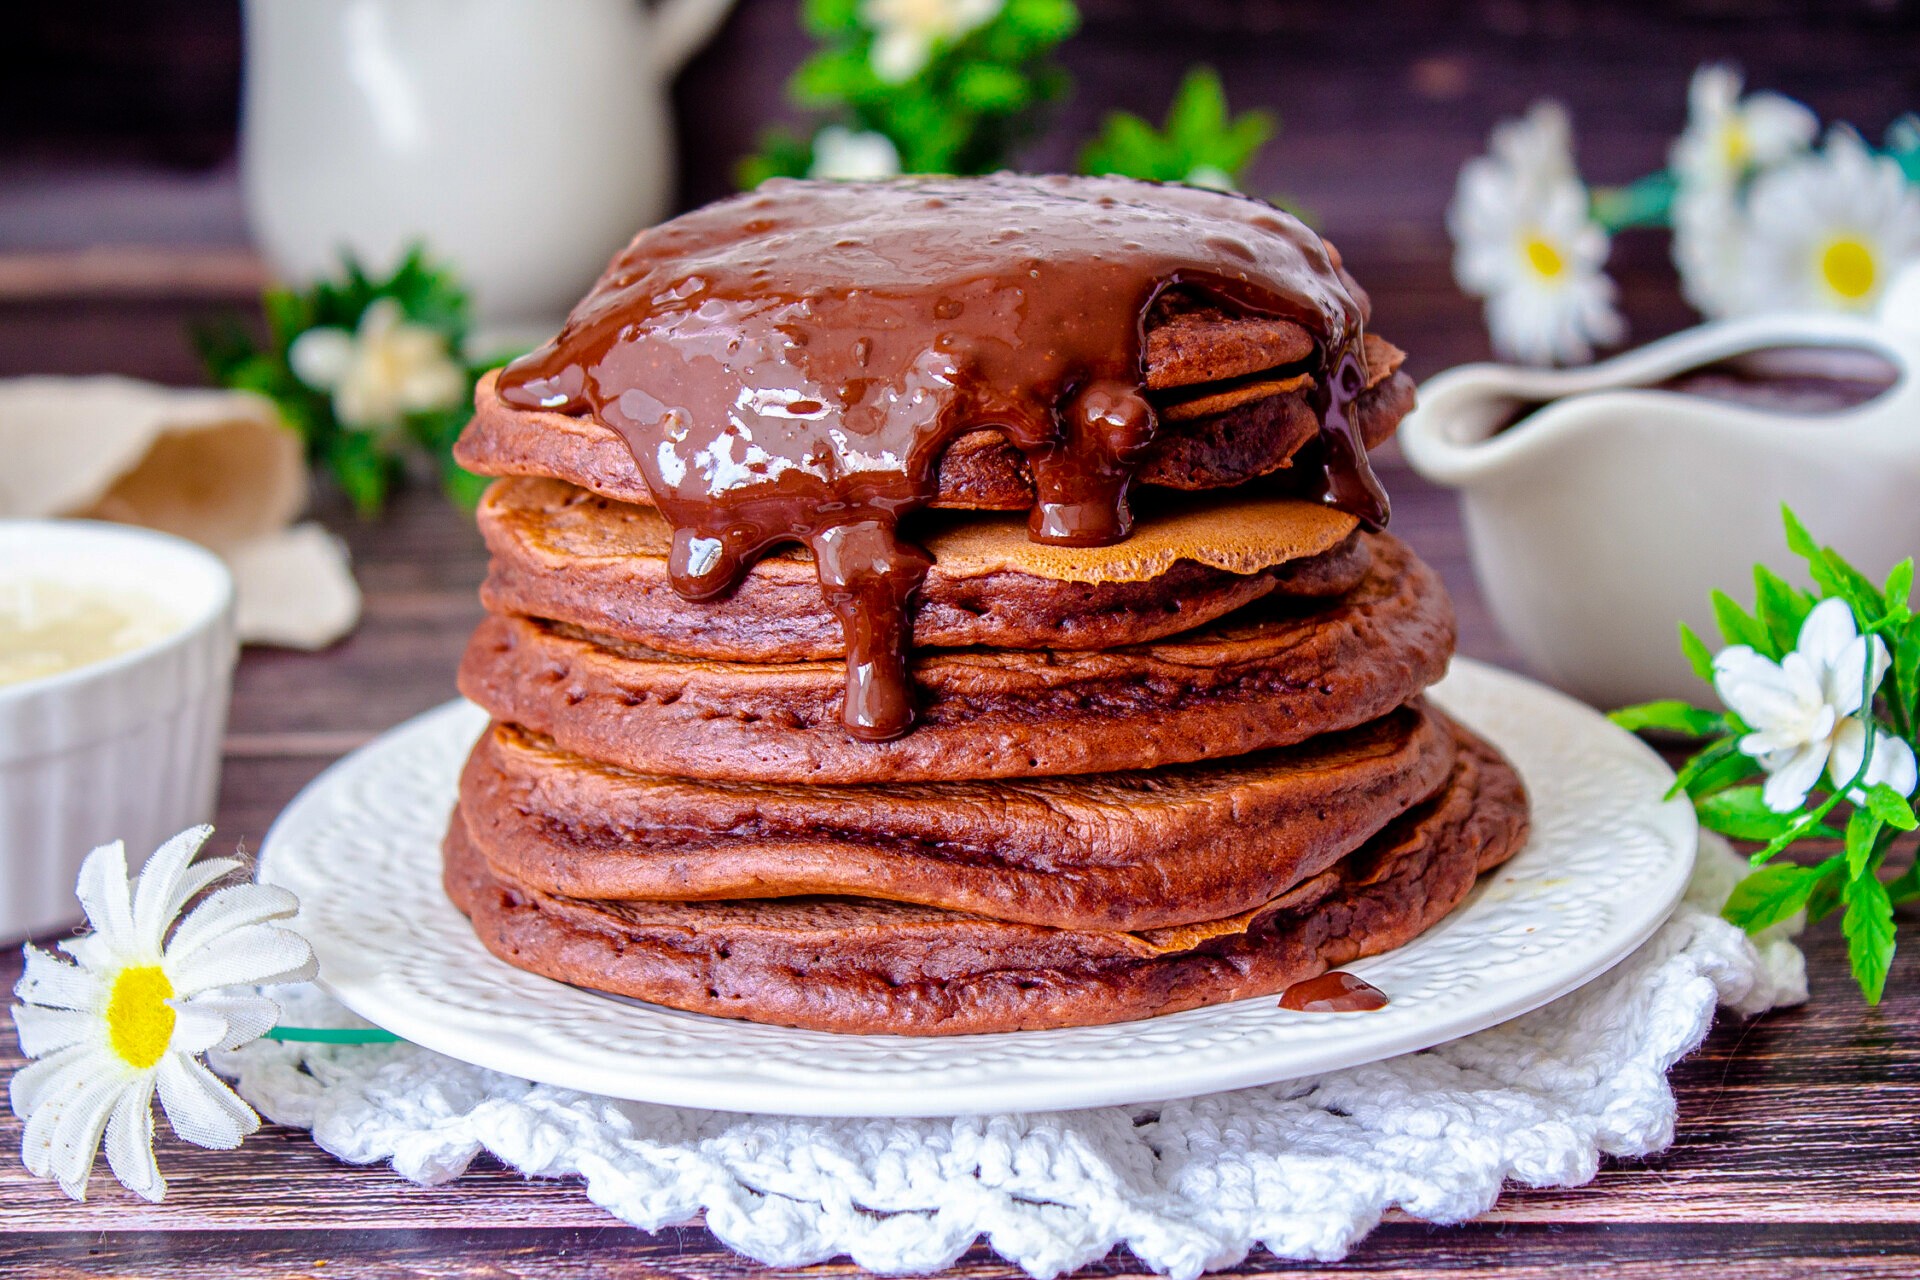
0,375,361,648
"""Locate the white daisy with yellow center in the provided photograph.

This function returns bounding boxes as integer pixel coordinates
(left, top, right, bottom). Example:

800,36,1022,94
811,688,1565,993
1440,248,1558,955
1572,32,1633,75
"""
1669,64,1816,194
860,0,1003,84
1668,65,1817,318
9,827,315,1201
1449,102,1625,365
288,298,467,435
1741,129,1920,314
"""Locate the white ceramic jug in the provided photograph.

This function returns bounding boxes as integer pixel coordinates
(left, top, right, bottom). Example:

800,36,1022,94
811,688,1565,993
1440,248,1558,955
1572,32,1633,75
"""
1401,266,1920,709
241,0,735,329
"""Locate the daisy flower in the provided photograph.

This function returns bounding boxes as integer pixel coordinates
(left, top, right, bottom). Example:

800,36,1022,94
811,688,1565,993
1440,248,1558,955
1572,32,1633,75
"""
1737,129,1920,315
808,126,903,181
1449,102,1625,365
1713,598,1919,813
1671,183,1752,319
860,0,1002,84
1669,64,1816,194
288,298,468,435
9,827,315,1201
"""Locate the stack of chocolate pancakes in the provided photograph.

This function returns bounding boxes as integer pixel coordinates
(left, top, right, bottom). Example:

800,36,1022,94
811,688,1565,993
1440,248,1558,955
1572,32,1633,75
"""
446,174,1530,1035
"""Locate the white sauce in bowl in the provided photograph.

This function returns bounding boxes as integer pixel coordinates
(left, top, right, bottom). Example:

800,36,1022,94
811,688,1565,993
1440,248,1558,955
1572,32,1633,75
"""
0,580,181,687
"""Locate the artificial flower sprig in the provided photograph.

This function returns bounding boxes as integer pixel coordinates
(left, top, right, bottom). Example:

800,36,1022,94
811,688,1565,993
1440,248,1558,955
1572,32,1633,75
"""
740,3,1281,196
1450,64,1920,365
9,828,317,1201
1612,508,1919,1004
197,248,497,516
8,828,403,1203
739,0,1079,184
1077,68,1277,195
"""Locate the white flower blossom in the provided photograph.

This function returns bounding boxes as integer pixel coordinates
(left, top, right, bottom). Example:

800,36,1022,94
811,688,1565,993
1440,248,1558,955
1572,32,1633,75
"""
1671,183,1753,319
1448,102,1625,365
808,126,903,181
1712,598,1918,813
288,298,467,434
1734,129,1920,315
1669,64,1816,195
861,0,1002,83
9,828,315,1201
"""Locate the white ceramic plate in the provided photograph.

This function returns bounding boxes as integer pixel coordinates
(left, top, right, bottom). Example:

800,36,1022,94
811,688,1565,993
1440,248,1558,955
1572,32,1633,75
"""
258,659,1696,1117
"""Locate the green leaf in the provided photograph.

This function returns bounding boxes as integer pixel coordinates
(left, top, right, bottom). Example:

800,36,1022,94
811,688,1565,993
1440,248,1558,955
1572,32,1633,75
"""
1667,735,1746,801
800,0,860,38
1609,700,1727,737
1679,622,1716,682
1752,565,1815,657
1884,557,1913,614
1077,66,1279,190
1710,589,1772,655
1844,805,1887,879
1807,859,1848,922
1722,861,1825,932
1842,870,1897,1004
1001,0,1080,44
953,62,1031,113
1697,786,1840,841
1864,782,1919,831
1782,503,1820,564
1901,613,1920,730
1823,552,1887,626
1685,745,1764,800
327,431,394,517
791,48,873,105
1167,68,1229,150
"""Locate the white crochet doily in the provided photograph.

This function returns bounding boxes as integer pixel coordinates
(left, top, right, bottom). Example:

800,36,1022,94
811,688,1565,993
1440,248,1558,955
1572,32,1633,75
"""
214,836,1803,1279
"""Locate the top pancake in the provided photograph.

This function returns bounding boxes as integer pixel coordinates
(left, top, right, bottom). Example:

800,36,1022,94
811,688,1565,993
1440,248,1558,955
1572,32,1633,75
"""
455,327,1412,512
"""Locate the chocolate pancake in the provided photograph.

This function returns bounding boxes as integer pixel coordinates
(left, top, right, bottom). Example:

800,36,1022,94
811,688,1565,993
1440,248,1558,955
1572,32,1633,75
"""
478,477,1372,661
457,699,1455,930
443,722,1529,1035
455,334,1412,515
474,175,1428,739
457,532,1455,785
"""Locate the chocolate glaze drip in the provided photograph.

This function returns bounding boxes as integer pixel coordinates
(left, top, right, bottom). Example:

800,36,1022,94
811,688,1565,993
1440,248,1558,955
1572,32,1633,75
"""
1278,970,1389,1013
500,174,1386,741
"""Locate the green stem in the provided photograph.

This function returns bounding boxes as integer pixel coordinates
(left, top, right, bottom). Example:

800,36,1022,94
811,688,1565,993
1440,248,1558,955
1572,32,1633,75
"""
1590,171,1676,232
261,1026,403,1045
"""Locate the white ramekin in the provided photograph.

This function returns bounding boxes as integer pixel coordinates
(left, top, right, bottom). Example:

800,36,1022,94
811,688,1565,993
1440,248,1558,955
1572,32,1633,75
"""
0,520,237,942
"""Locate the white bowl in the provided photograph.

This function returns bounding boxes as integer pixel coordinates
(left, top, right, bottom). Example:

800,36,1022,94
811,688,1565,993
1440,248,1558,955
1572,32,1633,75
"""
0,521,237,941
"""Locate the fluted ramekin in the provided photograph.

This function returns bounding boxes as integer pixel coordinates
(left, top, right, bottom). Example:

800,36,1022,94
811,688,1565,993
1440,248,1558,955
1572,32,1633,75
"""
0,521,236,942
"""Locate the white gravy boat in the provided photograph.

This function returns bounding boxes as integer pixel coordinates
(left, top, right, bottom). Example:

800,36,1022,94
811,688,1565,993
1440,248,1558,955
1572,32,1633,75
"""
1400,265,1920,708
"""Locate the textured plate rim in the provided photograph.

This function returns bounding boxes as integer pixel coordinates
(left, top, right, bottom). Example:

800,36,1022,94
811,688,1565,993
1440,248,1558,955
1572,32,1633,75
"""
258,658,1698,1117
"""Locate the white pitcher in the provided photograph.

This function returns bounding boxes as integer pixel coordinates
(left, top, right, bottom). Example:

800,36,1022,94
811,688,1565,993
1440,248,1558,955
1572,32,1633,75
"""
241,0,735,329
1400,266,1920,709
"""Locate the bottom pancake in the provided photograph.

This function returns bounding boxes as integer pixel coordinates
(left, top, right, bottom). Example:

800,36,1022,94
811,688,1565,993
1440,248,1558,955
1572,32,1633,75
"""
443,725,1529,1035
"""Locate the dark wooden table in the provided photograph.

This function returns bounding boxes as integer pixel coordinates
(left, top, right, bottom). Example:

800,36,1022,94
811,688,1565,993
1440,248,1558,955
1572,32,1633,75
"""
1,244,1916,1276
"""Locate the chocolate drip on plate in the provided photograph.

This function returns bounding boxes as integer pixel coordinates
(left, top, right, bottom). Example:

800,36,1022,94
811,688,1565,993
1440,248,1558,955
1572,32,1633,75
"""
1278,970,1389,1012
500,174,1384,740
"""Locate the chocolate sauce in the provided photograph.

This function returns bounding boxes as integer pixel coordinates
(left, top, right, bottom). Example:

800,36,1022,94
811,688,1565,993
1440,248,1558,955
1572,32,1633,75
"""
1278,970,1389,1012
500,174,1384,740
